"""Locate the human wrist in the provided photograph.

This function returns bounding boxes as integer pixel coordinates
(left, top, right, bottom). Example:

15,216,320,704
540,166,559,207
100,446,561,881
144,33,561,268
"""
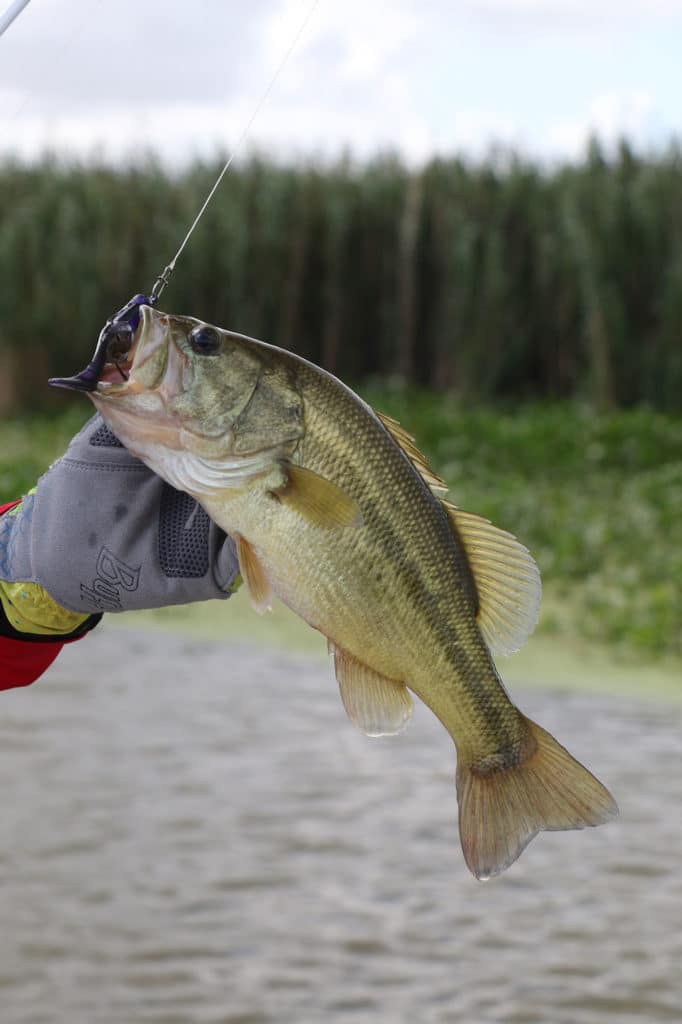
0,578,90,636
1,500,100,641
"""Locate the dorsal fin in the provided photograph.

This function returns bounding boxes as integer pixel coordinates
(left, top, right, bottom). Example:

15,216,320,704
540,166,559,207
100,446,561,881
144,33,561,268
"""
375,410,448,495
442,502,541,655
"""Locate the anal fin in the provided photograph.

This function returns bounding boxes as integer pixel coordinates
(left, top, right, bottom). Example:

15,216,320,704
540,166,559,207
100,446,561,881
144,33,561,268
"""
329,641,413,736
235,534,273,614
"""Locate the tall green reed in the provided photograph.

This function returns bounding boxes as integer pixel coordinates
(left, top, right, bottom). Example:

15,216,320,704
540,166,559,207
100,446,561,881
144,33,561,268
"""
1,144,681,413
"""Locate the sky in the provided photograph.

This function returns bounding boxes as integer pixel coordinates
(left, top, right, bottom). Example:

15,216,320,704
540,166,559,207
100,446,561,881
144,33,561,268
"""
1,0,681,165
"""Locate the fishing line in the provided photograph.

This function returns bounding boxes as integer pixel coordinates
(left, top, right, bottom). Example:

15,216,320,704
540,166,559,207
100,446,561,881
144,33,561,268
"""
0,0,31,39
149,0,319,303
49,0,320,393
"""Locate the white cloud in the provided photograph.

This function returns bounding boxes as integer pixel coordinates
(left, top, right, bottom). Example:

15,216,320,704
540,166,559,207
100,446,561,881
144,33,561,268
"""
0,95,428,166
466,0,682,16
0,1,679,164
447,110,522,155
0,87,666,168
549,91,657,159
457,0,682,43
264,0,419,83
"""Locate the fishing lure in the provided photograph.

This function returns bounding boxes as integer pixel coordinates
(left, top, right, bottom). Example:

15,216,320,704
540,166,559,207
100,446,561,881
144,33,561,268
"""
50,293,153,392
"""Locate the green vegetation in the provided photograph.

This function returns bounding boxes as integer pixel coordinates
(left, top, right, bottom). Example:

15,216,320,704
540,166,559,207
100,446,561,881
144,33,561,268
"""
0,406,90,497
362,391,682,659
2,148,679,666
2,400,680,661
2,143,682,413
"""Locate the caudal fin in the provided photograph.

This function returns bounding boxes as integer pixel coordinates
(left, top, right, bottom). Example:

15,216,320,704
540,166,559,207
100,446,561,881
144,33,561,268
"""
456,715,618,880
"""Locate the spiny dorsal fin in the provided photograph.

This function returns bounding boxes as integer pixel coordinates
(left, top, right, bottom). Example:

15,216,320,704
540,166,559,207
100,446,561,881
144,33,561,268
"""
328,640,413,736
442,502,541,655
375,410,448,495
235,534,273,614
273,464,363,529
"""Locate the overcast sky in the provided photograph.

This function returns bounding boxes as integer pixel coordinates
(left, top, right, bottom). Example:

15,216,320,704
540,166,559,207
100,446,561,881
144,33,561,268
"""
1,0,681,165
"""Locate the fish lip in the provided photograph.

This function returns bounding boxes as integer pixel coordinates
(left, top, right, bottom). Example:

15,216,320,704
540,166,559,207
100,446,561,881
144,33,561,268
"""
95,305,171,397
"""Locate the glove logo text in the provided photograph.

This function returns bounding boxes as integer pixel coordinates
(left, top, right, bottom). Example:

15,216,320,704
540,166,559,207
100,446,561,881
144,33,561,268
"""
80,547,141,611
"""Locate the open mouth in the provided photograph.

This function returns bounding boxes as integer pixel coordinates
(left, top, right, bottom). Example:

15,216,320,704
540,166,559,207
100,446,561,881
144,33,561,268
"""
96,318,145,391
98,334,136,385
97,306,174,398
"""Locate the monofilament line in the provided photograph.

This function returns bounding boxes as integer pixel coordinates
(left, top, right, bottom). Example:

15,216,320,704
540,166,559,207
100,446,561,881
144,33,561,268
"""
150,0,319,303
0,0,31,38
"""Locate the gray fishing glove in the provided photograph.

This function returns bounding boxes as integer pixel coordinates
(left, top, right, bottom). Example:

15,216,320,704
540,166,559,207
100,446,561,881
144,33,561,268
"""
0,414,240,623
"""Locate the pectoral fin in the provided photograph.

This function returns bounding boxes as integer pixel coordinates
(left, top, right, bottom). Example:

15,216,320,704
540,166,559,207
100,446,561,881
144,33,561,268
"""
235,534,273,614
273,464,363,529
329,641,413,736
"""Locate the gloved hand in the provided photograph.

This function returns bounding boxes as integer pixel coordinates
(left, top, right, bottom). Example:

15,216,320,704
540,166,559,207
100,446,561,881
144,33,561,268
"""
0,414,240,639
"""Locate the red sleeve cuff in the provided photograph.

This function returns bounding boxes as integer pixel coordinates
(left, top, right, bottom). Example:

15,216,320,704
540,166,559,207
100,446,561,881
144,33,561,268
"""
1,500,97,689
1,501,55,687
0,636,66,689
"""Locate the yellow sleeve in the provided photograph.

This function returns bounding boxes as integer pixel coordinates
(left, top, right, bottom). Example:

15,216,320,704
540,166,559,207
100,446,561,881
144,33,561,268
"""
0,581,89,637
1,491,90,636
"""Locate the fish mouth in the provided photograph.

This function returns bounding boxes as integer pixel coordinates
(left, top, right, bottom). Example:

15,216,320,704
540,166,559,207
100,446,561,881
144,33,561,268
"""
90,306,186,453
92,313,143,394
96,348,135,387
95,305,175,398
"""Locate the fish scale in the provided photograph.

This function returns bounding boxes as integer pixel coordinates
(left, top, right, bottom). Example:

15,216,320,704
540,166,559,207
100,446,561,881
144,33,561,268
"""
295,363,515,748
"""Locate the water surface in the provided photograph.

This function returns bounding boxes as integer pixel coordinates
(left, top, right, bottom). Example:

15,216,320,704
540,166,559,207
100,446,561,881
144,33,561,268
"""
1,628,680,1023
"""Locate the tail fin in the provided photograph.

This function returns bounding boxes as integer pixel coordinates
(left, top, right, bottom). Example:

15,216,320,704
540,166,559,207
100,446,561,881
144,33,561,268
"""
456,715,618,880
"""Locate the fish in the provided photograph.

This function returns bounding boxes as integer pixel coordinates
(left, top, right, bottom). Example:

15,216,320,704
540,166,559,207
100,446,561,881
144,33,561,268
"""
89,305,617,879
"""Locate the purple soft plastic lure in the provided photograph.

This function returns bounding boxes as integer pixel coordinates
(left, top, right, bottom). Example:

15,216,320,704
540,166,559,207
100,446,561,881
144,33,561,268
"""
49,293,153,393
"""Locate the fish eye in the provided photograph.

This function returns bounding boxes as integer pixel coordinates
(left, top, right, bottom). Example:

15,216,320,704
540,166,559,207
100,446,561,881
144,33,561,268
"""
189,325,221,355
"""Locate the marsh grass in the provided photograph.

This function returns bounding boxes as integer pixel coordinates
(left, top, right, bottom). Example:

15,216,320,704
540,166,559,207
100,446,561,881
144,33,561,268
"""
362,391,682,658
3,144,682,413
2,398,679,660
0,406,90,497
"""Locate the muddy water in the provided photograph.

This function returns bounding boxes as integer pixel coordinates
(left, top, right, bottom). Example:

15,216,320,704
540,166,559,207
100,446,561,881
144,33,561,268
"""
1,627,681,1024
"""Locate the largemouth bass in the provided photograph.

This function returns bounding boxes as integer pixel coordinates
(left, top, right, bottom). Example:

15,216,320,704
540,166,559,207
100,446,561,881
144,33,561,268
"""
89,306,617,879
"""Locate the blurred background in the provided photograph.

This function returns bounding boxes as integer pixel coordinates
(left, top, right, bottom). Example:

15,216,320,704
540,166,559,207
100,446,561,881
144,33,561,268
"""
1,2,681,1022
